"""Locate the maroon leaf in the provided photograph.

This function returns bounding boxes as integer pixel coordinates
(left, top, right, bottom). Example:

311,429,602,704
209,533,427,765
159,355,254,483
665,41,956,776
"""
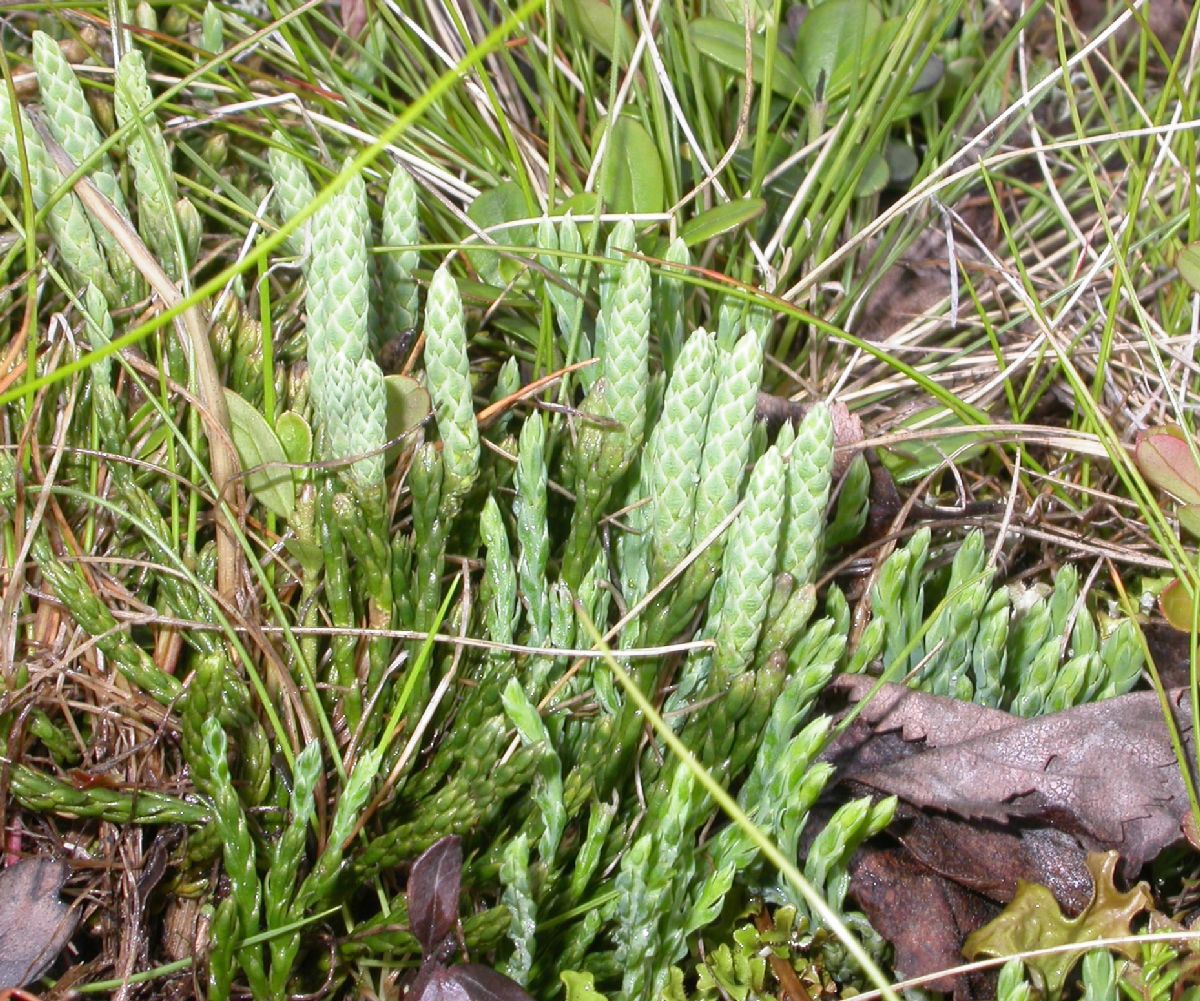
1135,426,1200,504
896,811,1093,912
0,859,77,989
450,963,537,1001
849,843,998,999
410,965,471,1001
408,836,463,955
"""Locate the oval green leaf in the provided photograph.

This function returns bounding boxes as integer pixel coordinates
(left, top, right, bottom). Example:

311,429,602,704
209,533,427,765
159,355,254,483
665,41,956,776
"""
385,374,432,463
224,388,295,520
679,198,766,245
883,139,919,188
560,0,635,64
593,115,664,215
855,152,889,198
1180,242,1200,294
276,410,312,466
1134,426,1200,504
466,181,534,286
792,0,883,104
690,17,806,97
1179,504,1200,541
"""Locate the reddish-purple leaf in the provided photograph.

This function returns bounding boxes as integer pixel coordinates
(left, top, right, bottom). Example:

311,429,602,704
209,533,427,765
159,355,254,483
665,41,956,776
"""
0,859,77,989
408,836,462,955
1160,578,1197,632
410,965,470,1001
1135,426,1200,504
450,963,537,1001
340,0,369,37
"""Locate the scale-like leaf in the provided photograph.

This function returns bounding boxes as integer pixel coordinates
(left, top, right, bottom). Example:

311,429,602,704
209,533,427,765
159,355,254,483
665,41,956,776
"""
408,836,463,955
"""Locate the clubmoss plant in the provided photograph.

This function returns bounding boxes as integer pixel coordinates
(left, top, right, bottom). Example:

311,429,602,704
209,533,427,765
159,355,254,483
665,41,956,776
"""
113,50,183,278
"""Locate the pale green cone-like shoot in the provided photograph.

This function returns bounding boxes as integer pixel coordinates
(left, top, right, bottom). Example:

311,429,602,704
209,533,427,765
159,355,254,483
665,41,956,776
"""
0,98,117,303
199,718,268,994
594,217,635,366
499,833,536,985
657,237,689,370
114,50,180,278
971,586,1010,707
201,2,223,53
539,214,590,383
306,169,385,491
32,31,141,299
268,133,316,257
647,328,715,581
514,412,550,644
709,445,785,685
502,678,565,864
424,265,480,500
1098,618,1142,699
481,495,518,648
82,283,114,382
344,357,387,491
538,215,586,358
779,403,833,587
380,165,421,337
600,255,650,461
715,298,743,350
176,196,202,270
691,330,764,556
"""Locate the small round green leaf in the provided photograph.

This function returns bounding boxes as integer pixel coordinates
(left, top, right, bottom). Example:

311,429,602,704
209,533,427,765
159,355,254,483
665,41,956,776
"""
679,198,766,245
467,182,534,286
559,0,634,64
223,389,295,520
792,0,883,104
1160,578,1197,632
1179,505,1200,541
855,152,889,198
276,410,312,467
385,374,432,463
1134,426,1200,504
883,139,919,188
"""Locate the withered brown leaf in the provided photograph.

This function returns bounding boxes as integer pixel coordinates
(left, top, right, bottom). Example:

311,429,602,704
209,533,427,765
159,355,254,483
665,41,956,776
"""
826,677,1193,872
0,859,77,990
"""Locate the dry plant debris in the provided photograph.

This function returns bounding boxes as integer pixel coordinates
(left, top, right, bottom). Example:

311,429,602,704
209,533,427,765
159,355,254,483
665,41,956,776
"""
824,677,1197,996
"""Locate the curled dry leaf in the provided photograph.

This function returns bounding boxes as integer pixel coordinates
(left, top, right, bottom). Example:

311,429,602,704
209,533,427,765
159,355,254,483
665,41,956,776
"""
825,676,1192,872
821,678,1195,999
963,852,1153,1000
0,859,77,990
